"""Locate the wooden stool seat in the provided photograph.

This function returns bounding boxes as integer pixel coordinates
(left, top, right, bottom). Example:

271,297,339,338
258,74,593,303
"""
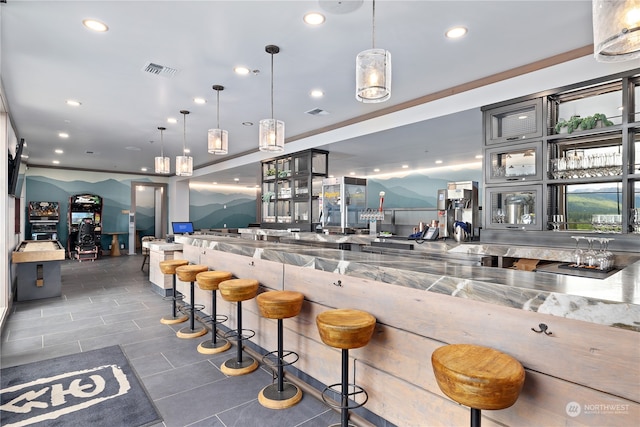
159,259,189,274
431,344,525,411
175,264,208,339
219,279,259,302
257,290,304,319
316,309,376,349
196,271,233,291
175,264,208,282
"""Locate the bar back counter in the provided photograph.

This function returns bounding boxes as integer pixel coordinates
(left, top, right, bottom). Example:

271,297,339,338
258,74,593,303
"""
147,234,639,426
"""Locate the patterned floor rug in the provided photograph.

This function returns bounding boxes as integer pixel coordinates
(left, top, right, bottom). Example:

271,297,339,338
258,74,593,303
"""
1,345,161,427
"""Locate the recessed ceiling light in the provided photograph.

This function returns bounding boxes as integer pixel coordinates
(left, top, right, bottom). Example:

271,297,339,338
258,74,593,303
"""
518,115,528,120
349,172,356,175
234,66,250,75
141,167,148,172
82,19,109,32
194,97,206,104
402,164,409,169
310,89,324,98
445,26,467,39
58,132,69,138
304,12,326,25
167,117,178,124
475,154,483,159
373,168,380,172
234,178,240,182
54,149,64,154
435,160,443,164
66,99,81,107
242,121,254,126
52,160,60,165
184,148,191,154
212,182,218,185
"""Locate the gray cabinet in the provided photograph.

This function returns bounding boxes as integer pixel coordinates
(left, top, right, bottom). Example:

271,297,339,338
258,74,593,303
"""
261,149,328,230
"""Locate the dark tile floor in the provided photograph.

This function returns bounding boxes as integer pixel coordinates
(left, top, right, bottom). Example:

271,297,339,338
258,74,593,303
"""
1,255,351,427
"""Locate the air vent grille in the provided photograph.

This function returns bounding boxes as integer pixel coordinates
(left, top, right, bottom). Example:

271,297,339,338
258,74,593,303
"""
142,62,178,78
306,108,329,116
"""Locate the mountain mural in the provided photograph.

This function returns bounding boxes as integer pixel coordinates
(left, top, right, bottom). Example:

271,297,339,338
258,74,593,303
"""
190,199,256,229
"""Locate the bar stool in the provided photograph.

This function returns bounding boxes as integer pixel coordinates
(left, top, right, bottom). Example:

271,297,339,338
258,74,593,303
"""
195,270,233,355
431,344,525,427
174,264,209,339
256,290,305,409
158,259,189,325
218,278,260,376
316,308,376,427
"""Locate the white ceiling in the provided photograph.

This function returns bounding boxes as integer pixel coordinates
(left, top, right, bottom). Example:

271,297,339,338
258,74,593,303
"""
0,0,614,187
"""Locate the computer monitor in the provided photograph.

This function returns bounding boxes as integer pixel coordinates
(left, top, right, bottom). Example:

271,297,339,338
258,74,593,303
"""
171,221,194,235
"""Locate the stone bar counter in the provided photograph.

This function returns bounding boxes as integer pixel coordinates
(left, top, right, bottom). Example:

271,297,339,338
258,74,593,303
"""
166,233,638,426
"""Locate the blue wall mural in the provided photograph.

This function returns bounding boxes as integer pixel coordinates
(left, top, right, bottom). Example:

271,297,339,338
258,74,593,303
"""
365,166,483,208
189,185,256,229
25,168,160,253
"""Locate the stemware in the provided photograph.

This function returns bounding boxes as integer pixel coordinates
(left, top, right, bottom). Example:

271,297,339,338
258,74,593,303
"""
570,236,583,267
583,237,598,268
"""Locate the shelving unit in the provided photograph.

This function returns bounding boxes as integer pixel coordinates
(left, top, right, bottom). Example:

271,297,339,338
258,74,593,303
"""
482,70,640,248
260,149,328,231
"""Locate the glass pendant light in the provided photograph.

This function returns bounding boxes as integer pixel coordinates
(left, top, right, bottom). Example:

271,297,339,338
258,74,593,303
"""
593,0,640,62
154,126,170,174
208,85,228,155
356,0,391,103
259,45,285,152
175,110,193,176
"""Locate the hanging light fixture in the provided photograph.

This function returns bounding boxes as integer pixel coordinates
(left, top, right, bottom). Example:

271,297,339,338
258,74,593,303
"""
154,126,170,174
593,0,640,62
259,45,285,152
208,85,228,155
356,0,391,103
175,110,193,176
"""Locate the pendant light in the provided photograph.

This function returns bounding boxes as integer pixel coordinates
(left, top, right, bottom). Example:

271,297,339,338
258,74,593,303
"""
259,45,285,152
208,85,228,155
154,126,170,174
175,110,193,176
356,0,391,103
593,0,640,62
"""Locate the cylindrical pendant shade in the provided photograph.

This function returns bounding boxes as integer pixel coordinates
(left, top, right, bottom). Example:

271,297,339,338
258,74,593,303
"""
593,0,640,62
155,156,170,174
356,48,391,103
176,155,193,176
258,118,285,152
208,128,228,154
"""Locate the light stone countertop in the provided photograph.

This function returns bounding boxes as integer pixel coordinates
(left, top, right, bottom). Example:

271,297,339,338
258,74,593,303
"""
175,234,640,331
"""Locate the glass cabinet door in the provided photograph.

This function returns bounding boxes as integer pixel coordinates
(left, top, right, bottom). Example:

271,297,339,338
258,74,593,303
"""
484,98,543,145
485,185,542,230
485,141,542,183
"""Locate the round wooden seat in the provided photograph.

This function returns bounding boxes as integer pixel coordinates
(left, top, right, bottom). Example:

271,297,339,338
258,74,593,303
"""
316,309,376,350
431,344,525,411
159,259,189,275
256,290,304,319
219,279,259,302
196,271,233,291
175,264,208,282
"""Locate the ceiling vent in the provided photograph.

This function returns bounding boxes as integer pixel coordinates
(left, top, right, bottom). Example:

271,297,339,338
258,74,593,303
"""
305,108,329,116
142,62,178,78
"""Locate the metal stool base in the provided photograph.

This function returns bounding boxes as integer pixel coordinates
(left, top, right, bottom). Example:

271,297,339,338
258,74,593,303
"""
197,338,231,355
176,325,207,339
160,314,188,325
220,356,258,376
258,382,302,410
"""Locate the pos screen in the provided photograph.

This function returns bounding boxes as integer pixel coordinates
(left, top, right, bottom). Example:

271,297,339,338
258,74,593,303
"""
171,222,194,234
